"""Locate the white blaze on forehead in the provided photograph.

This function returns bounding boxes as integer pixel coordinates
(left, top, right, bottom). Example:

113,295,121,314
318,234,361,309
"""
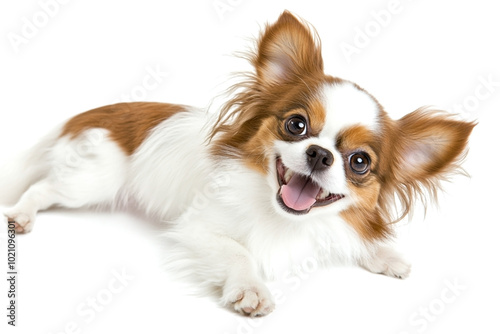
319,82,380,138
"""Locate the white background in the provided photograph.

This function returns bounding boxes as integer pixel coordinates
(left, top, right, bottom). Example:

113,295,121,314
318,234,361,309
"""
1,0,500,333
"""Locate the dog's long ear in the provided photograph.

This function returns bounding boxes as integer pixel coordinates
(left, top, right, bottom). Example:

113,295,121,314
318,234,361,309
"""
254,11,323,86
210,11,324,163
380,108,476,220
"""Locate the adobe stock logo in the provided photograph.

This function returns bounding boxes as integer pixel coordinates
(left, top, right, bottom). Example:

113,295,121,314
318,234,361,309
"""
340,0,407,64
399,278,467,334
451,74,499,120
212,0,244,21
46,267,134,334
116,65,169,103
7,0,72,54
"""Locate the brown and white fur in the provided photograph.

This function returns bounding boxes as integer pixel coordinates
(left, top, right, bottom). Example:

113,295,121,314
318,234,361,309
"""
1,12,475,316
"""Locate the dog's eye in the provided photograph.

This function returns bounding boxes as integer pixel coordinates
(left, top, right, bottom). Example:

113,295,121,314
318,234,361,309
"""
349,152,371,174
285,116,307,136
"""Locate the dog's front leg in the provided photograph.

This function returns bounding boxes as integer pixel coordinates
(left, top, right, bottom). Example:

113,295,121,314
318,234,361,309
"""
219,237,276,317
167,227,275,317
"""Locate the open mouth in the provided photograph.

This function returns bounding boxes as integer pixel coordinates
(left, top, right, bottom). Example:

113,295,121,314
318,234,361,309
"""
276,158,344,215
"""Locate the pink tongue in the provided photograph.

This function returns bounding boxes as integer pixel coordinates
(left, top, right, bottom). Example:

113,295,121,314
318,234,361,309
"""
281,174,321,211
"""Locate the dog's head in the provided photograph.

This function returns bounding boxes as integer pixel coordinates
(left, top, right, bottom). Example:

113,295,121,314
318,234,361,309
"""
211,11,475,240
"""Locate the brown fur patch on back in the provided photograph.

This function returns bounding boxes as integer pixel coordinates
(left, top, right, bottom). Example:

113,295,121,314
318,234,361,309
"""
61,102,186,155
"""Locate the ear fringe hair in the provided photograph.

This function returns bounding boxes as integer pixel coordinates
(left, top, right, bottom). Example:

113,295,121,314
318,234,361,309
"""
379,108,475,225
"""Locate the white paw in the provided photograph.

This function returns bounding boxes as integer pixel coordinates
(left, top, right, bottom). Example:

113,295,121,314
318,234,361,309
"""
380,257,412,279
362,246,412,279
4,210,35,233
222,281,275,317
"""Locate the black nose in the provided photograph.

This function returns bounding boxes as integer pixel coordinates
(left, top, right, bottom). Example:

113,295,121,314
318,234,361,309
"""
306,145,333,171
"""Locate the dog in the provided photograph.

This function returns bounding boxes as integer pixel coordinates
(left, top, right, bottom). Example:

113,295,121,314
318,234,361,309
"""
1,11,475,316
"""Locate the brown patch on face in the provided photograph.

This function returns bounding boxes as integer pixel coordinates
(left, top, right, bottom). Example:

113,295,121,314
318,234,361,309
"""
276,103,326,140
212,83,330,174
240,116,282,174
61,102,186,155
336,125,379,170
335,125,391,240
305,98,327,137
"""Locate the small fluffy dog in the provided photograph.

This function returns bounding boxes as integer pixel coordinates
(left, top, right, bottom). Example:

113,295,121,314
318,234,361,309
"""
1,11,474,316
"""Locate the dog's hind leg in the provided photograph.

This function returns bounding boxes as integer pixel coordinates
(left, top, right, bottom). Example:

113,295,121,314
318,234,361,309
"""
4,129,128,233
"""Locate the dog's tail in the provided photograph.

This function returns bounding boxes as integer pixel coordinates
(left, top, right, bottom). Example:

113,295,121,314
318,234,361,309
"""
0,127,61,206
